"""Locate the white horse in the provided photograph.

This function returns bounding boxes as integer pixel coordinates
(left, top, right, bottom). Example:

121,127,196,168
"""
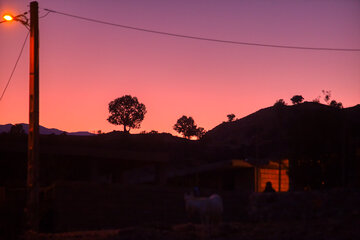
184,193,223,229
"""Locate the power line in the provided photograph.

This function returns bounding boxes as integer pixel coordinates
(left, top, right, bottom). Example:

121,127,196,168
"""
0,31,29,102
43,8,360,52
39,11,51,19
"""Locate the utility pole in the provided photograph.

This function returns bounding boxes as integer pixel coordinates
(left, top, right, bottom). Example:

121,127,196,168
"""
27,1,39,232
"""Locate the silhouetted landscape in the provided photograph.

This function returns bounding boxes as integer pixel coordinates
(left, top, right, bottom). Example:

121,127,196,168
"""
1,1,360,239
1,102,359,239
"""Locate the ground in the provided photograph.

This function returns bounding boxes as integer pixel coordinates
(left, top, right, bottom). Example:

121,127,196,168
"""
29,216,359,240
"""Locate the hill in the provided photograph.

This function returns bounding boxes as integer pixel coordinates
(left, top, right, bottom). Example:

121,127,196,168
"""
204,102,360,151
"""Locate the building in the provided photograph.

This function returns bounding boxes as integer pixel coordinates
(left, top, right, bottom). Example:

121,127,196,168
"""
167,159,290,192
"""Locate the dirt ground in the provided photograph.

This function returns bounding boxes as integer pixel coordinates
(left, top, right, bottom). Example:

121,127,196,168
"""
30,216,359,240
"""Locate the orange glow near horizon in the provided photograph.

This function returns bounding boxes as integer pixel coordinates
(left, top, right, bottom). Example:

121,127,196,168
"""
0,0,359,135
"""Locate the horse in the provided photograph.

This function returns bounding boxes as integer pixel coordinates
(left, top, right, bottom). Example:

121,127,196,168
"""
184,192,223,232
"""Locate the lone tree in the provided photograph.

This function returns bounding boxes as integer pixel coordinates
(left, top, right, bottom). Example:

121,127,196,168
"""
290,95,304,105
107,95,146,133
227,114,236,122
173,115,205,139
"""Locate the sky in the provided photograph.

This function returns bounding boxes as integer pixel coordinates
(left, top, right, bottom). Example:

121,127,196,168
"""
0,0,359,135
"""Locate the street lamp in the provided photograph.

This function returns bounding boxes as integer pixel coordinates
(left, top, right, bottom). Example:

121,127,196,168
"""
1,12,29,28
1,1,39,233
2,14,14,21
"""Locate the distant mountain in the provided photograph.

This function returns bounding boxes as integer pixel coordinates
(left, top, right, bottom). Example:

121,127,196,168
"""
0,123,94,136
68,131,95,136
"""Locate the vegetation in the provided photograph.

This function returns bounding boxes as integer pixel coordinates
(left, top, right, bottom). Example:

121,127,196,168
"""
312,97,320,103
290,95,304,105
322,90,331,103
173,115,206,139
195,127,206,139
227,114,236,122
319,90,343,108
329,100,343,109
274,99,287,108
107,95,147,133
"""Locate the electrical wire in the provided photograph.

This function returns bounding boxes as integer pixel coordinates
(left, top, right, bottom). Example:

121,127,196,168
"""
42,8,360,52
39,11,51,19
0,31,29,102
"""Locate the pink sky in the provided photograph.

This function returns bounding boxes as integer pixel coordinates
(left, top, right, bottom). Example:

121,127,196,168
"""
1,0,359,135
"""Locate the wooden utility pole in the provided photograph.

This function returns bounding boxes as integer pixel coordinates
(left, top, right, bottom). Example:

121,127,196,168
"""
27,1,39,232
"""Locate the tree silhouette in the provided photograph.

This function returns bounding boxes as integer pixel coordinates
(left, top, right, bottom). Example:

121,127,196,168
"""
329,100,343,109
196,127,206,139
312,97,320,103
227,114,236,122
274,99,286,108
290,95,304,105
107,95,146,133
322,90,331,104
173,115,205,139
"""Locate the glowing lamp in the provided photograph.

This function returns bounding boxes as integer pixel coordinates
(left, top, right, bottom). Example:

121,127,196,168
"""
3,14,14,21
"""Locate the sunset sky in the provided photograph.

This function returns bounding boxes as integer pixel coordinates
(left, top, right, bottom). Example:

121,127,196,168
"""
1,0,359,135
